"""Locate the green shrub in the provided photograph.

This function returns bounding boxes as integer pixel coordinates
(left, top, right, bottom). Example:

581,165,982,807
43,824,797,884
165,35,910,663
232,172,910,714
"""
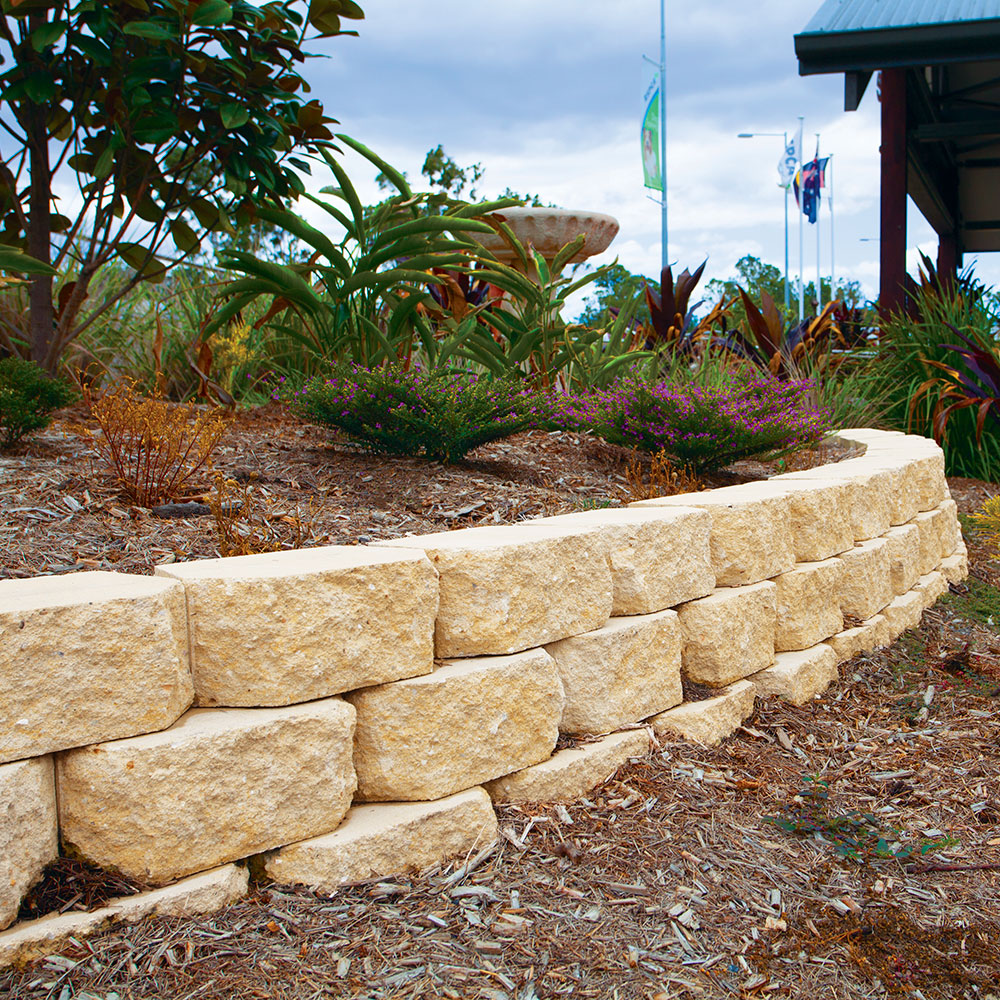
0,358,77,449
285,365,549,463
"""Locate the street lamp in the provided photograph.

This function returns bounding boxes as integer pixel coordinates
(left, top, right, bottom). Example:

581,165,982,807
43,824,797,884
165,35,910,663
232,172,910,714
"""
738,131,791,315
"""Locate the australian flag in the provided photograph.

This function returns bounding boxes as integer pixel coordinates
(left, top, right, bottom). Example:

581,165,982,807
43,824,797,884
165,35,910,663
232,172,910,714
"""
794,157,828,224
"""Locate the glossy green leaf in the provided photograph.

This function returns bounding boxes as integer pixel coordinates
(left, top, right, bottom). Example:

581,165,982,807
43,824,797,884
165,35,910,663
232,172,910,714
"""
169,219,200,254
121,21,173,40
191,0,232,26
30,21,65,51
219,103,249,129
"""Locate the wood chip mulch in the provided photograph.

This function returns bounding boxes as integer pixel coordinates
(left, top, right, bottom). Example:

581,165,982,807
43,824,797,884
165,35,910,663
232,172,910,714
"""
3,413,999,998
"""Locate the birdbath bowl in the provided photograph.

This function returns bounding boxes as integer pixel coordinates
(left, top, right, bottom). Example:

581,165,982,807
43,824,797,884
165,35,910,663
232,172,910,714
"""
471,207,620,280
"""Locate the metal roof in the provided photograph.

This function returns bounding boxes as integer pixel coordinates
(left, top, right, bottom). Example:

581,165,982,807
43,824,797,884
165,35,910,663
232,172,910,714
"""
803,0,1000,36
796,0,1000,75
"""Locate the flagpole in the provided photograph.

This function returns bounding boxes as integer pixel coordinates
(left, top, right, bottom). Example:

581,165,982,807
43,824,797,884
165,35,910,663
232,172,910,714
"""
784,131,790,314
829,156,835,302
798,115,804,323
659,0,668,270
816,133,822,313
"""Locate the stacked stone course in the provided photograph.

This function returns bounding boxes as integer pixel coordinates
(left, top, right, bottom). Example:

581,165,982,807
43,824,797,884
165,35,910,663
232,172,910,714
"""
0,430,968,964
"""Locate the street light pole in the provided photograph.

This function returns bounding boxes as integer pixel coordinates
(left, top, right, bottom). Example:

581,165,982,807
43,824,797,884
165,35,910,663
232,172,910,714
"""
737,131,790,313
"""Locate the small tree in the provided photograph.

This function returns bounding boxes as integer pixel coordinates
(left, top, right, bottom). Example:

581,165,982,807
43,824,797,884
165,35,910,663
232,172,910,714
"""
0,0,364,370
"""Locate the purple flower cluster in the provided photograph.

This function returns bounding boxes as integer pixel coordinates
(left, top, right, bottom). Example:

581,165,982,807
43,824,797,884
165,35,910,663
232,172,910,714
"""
554,368,831,472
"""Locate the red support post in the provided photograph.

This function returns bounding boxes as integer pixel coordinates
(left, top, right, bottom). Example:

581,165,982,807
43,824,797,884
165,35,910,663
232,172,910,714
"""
879,68,908,322
937,230,959,289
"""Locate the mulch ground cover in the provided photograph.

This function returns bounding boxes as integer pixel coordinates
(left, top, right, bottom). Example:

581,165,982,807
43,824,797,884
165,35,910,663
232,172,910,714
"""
3,409,1000,998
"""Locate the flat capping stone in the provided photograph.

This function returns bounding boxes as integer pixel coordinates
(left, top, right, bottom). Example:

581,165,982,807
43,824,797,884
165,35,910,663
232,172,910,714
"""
630,481,790,509
518,505,706,527
154,543,433,581
371,519,606,551
0,571,180,613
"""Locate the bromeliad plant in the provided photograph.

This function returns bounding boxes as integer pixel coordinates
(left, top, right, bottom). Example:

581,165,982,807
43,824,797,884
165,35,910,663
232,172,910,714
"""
284,365,550,463
555,366,830,473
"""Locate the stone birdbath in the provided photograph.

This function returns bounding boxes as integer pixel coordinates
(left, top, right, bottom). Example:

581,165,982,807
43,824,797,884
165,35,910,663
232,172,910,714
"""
471,207,620,282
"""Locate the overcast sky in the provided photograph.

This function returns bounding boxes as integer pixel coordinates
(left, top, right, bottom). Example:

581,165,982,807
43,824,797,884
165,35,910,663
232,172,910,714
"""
292,0,978,309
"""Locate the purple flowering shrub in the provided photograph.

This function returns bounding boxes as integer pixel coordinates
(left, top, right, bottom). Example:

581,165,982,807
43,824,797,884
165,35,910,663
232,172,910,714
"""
286,365,550,463
556,368,831,472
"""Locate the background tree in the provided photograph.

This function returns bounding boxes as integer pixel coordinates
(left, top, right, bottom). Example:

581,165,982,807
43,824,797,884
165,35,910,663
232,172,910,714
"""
576,262,654,327
0,0,364,370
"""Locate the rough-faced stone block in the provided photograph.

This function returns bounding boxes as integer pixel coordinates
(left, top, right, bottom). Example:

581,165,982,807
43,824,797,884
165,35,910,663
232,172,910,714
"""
0,573,192,763
648,681,756,746
484,730,649,804
633,487,793,586
348,648,563,802
156,546,438,707
826,614,890,664
521,507,714,614
940,550,969,585
57,699,357,885
914,570,949,610
545,611,682,735
0,865,248,968
775,462,893,542
883,590,925,641
677,582,777,687
0,757,57,931
265,788,497,891
884,524,921,595
749,644,839,706
910,510,945,576
773,559,845,652
867,448,947,523
373,524,612,657
838,537,893,620
933,499,963,559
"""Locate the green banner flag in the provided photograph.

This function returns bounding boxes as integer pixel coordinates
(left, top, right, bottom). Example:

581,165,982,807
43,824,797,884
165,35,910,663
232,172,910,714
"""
641,81,662,192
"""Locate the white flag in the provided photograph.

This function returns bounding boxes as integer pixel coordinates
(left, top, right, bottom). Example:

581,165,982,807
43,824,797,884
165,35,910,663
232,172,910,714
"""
778,123,802,188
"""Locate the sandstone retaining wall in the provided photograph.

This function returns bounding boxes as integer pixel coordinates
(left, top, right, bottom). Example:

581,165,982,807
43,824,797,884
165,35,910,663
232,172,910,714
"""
0,430,969,963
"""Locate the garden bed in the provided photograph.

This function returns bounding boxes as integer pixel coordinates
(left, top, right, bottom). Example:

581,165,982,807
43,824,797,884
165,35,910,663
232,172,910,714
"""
0,404,856,580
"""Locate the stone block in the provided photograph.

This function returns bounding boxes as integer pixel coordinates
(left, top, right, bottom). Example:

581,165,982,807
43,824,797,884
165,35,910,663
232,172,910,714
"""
0,573,192,763
0,757,57,931
838,537,893,620
873,450,947,523
883,524,921,595
940,550,969,585
157,545,438,707
676,582,776,687
484,730,649,804
914,570,949,610
544,611,682,735
648,681,756,746
0,865,247,968
631,486,794,586
520,507,714,614
933,499,963,558
348,648,563,801
772,559,844,652
775,462,892,542
748,644,839,706
826,614,890,664
373,524,612,657
265,788,497,891
57,699,357,885
910,510,945,576
883,590,925,642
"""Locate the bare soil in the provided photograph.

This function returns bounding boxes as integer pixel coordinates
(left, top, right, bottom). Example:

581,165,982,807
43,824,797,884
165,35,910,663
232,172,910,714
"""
0,404,854,579
3,411,1000,999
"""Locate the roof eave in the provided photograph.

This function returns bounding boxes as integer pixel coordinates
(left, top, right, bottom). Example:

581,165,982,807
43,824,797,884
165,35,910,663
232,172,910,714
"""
796,21,1000,76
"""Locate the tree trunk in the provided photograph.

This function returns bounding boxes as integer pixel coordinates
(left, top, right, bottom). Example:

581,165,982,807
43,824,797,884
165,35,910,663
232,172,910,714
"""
25,97,54,370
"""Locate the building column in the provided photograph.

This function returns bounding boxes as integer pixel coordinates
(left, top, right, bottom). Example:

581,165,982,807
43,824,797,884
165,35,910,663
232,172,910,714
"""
879,68,908,322
936,230,961,289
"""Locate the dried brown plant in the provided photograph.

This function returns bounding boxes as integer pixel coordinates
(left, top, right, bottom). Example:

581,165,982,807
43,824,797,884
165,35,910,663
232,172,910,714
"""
209,474,312,557
84,381,231,508
613,448,704,502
